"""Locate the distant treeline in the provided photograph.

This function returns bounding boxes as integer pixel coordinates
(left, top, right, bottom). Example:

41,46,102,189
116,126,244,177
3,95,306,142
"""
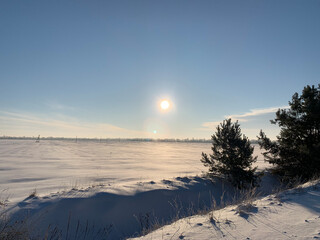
0,136,210,143
0,136,259,144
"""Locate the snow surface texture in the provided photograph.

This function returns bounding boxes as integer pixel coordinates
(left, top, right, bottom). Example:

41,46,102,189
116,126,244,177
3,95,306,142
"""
131,180,320,240
0,140,266,203
0,140,209,202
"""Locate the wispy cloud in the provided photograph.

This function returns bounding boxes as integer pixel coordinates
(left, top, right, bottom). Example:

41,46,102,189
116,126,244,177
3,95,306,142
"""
201,121,221,130
226,106,289,121
45,101,76,111
0,110,146,138
201,106,289,131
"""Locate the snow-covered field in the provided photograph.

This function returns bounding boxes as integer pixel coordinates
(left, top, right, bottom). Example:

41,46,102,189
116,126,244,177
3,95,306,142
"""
0,139,208,202
2,139,317,240
0,139,265,203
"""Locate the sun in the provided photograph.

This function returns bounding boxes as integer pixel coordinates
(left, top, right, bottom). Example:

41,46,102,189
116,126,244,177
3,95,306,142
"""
160,100,170,110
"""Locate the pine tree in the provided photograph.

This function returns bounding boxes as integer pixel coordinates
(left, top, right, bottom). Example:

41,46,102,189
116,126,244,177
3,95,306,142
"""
201,119,257,189
258,84,320,180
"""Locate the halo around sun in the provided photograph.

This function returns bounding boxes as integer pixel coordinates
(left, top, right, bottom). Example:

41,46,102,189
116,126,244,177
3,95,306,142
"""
160,100,170,110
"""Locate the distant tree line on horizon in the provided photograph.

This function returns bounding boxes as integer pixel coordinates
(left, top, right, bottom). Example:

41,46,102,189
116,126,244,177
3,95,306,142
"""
0,136,216,143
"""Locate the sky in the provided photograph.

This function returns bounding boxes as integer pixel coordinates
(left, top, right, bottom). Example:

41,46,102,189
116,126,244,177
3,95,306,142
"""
0,0,319,139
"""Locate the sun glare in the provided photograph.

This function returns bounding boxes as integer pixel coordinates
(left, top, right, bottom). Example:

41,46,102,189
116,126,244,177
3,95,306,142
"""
160,100,170,110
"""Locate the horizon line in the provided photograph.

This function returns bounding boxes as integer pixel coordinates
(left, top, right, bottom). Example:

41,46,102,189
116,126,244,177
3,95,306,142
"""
0,136,262,143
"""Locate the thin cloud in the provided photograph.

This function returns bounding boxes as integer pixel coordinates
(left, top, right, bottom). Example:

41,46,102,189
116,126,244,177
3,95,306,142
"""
45,101,76,111
226,106,289,120
201,106,289,131
200,121,221,130
0,110,146,137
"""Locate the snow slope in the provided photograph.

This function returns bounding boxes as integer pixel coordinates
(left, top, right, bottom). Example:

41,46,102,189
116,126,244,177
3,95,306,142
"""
131,180,320,240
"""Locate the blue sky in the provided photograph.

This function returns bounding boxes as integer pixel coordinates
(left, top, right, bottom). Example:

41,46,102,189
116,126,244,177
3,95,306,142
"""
1,0,319,139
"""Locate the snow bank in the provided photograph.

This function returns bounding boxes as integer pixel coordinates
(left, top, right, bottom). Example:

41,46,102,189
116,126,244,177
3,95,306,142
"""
131,179,320,240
